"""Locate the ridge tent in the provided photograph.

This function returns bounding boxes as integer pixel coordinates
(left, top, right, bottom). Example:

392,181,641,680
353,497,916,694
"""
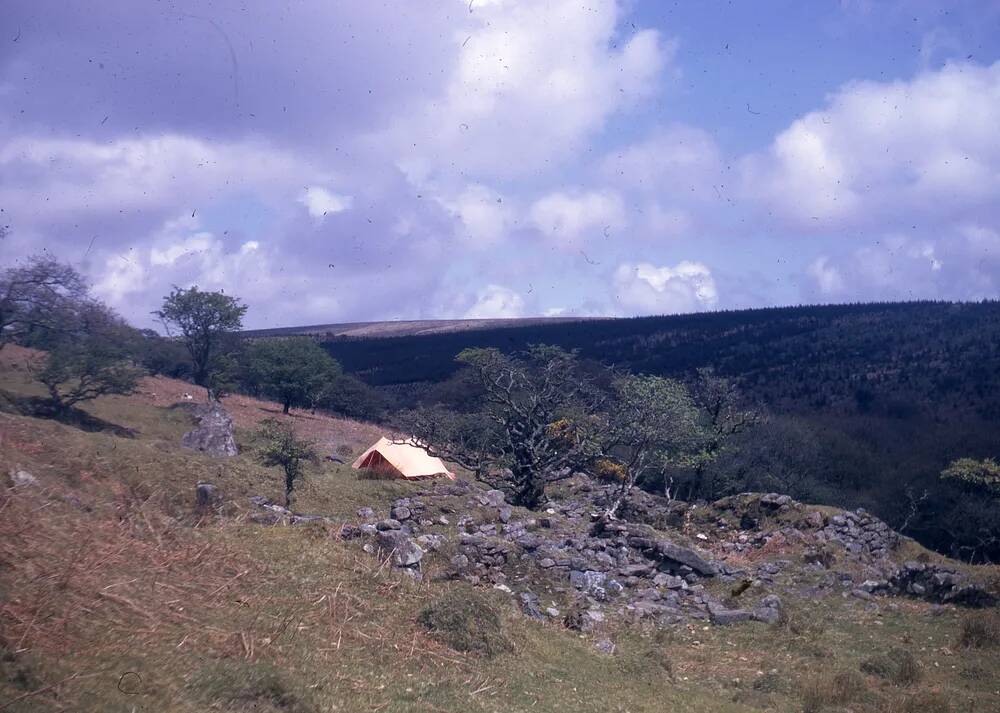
351,437,455,480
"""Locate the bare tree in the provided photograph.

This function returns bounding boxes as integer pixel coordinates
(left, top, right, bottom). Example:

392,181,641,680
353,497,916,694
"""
401,346,606,508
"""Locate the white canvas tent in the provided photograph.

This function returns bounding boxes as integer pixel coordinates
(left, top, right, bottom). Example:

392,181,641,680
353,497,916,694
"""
351,437,455,480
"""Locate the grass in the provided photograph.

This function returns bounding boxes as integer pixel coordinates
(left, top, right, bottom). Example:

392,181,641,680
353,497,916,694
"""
860,648,922,686
957,609,1000,650
2,354,1000,712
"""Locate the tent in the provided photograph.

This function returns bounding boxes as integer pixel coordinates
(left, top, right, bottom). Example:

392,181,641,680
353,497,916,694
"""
351,437,455,480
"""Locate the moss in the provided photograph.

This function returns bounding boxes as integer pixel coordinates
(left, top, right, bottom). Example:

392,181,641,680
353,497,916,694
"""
417,589,512,657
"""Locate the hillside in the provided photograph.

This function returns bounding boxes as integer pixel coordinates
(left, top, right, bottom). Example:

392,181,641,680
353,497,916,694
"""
306,301,1000,561
242,317,590,340
2,347,999,713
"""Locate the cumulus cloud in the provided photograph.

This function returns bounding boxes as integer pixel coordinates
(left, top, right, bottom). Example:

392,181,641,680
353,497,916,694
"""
806,256,846,296
463,284,525,319
388,0,673,182
613,261,718,315
299,187,353,221
529,189,625,248
441,184,512,247
742,60,1000,230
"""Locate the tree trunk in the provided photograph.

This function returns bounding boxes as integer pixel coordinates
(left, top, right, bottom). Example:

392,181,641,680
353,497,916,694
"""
510,467,545,509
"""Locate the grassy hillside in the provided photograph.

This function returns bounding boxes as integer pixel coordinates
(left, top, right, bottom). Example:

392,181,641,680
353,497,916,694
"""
1,348,999,712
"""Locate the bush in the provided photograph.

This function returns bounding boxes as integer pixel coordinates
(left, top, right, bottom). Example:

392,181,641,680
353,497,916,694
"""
860,648,922,686
898,690,953,713
190,661,317,713
799,670,866,713
956,609,1000,649
417,590,512,657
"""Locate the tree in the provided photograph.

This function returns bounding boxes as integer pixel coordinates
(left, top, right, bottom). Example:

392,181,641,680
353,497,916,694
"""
941,458,1000,497
31,301,144,413
596,375,702,519
680,367,765,500
401,346,606,509
154,286,247,398
254,419,317,507
243,338,342,414
0,254,88,350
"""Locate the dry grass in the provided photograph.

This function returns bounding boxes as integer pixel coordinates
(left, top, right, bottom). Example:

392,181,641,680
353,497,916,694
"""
956,609,1000,650
860,648,922,687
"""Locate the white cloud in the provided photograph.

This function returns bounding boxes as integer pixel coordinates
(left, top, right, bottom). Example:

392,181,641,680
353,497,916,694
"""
463,284,525,318
613,261,718,315
299,186,353,220
807,256,845,295
441,184,512,247
529,189,625,247
742,60,1000,229
388,0,673,182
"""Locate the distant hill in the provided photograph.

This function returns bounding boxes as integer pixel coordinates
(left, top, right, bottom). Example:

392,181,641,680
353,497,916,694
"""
242,316,591,340
315,301,1000,420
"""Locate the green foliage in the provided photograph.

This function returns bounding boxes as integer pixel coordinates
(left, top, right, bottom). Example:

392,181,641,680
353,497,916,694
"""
31,301,144,413
417,590,512,657
254,418,317,506
941,458,1000,497
154,286,247,392
243,338,342,414
0,254,88,350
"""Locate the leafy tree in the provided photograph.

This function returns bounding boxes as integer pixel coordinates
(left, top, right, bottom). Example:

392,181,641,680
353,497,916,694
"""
154,286,247,398
254,418,317,507
941,458,1000,497
401,346,606,508
243,338,342,414
597,375,702,519
681,368,765,499
0,254,88,350
31,301,144,413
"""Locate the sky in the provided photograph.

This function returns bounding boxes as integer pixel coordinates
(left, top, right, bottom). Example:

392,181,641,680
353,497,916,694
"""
2,0,999,329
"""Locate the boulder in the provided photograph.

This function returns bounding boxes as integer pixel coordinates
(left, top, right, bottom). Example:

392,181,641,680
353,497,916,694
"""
181,401,238,457
654,540,718,576
377,530,424,567
195,481,220,513
8,468,38,488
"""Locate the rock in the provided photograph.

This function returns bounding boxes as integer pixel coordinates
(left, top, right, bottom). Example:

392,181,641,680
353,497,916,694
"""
519,591,544,619
8,468,38,488
545,607,560,618
751,595,783,624
498,506,513,523
415,534,444,551
482,489,507,507
760,493,792,510
450,554,470,570
181,401,238,457
377,530,424,567
195,481,219,513
594,639,616,655
391,506,412,521
356,507,376,520
654,540,718,576
494,583,513,594
803,511,826,528
710,607,754,625
437,515,450,525
538,558,556,569
653,573,685,589
376,519,402,531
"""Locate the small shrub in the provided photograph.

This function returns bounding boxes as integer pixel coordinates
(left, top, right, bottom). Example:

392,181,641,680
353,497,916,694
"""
800,670,866,713
335,444,353,458
190,661,317,713
417,590,512,657
899,690,953,713
956,609,1000,649
860,648,922,687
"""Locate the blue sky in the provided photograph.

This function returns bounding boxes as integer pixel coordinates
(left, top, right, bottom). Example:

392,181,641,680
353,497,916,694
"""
2,0,999,328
